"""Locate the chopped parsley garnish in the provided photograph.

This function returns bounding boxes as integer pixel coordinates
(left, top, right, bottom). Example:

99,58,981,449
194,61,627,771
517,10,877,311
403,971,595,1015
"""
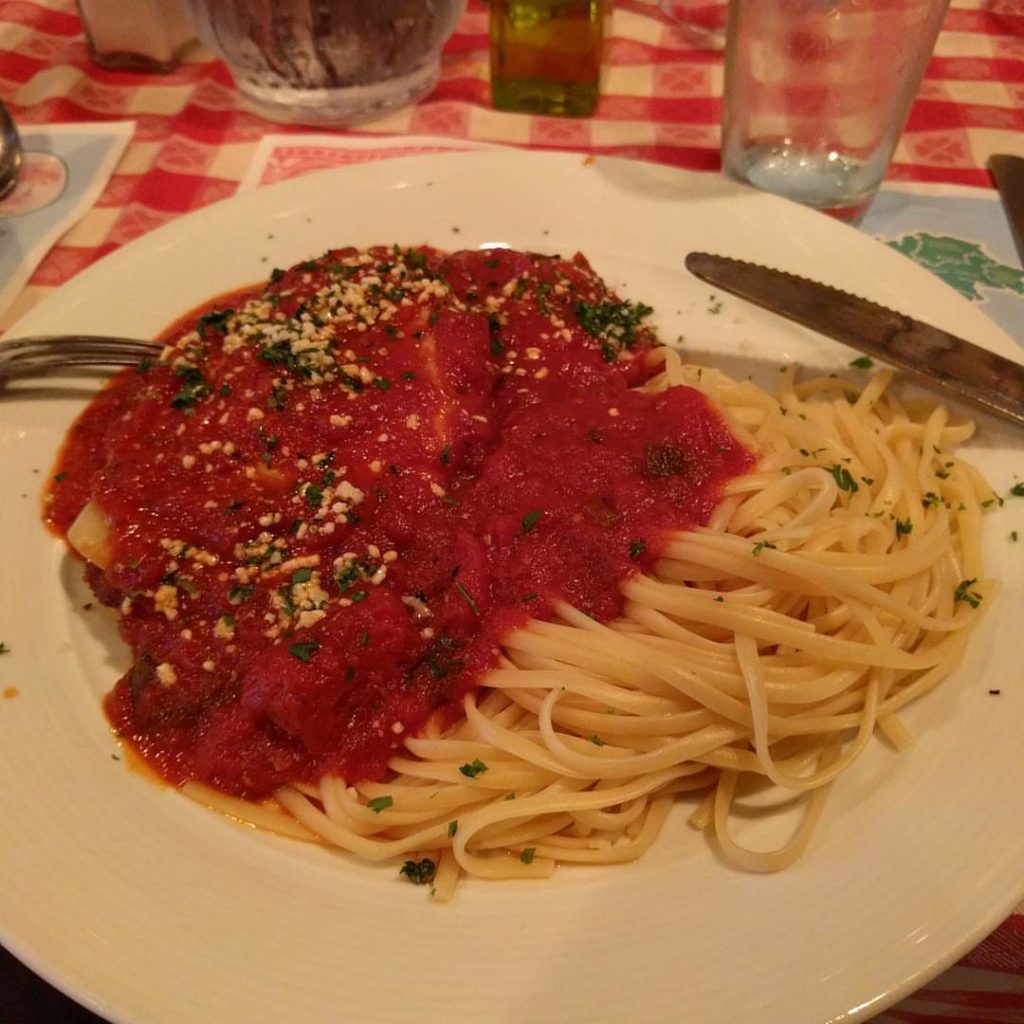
337,370,364,393
288,641,320,662
953,579,983,609
459,759,488,779
439,445,451,466
373,377,391,390
291,567,313,584
487,313,504,357
277,585,296,617
448,820,458,838
629,539,646,560
752,541,777,556
1011,482,1024,497
519,848,536,864
0,642,9,654
399,859,436,885
590,734,605,746
413,635,465,681
259,343,301,371
520,592,538,603
334,561,365,593
574,298,653,351
170,365,208,410
454,582,480,616
828,464,859,493
849,356,874,369
197,307,234,335
53,471,67,483
403,248,429,272
521,509,543,533
267,384,288,410
922,491,944,508
895,519,913,537
367,796,393,813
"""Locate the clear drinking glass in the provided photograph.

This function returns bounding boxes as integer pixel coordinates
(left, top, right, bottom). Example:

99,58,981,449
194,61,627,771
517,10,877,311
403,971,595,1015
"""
721,0,951,223
186,0,466,124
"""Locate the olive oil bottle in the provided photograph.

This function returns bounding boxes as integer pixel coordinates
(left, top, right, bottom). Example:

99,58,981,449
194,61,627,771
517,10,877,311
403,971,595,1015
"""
489,0,607,117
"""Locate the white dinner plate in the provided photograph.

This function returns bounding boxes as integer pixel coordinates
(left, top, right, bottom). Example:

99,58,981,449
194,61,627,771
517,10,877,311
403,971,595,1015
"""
1,151,1022,1024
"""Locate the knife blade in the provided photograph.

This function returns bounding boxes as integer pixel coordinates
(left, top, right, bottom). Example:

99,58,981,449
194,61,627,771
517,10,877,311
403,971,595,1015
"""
988,153,1024,268
684,251,1024,428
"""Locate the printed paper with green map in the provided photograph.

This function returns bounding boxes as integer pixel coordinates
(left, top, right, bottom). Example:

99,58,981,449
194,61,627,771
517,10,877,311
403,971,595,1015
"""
862,184,1023,347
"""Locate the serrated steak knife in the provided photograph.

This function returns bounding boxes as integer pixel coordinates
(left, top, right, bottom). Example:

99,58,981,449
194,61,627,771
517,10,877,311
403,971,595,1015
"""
685,252,1024,428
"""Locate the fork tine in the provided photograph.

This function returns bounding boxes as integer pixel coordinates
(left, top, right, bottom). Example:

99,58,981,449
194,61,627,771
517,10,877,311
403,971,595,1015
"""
0,335,163,382
1,335,160,353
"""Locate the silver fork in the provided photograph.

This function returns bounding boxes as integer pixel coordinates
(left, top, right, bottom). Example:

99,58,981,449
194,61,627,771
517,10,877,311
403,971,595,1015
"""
0,335,163,382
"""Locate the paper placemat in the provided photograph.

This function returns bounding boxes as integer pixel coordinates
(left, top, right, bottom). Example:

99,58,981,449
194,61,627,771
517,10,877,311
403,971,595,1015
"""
0,121,133,329
237,133,495,193
863,182,1023,349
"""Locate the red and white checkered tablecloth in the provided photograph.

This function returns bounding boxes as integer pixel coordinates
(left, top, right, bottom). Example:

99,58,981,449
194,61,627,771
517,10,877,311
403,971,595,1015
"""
0,2,1022,1022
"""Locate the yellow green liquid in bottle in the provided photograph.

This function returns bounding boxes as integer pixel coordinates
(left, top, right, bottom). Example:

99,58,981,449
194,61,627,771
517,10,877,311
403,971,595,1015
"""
490,0,606,117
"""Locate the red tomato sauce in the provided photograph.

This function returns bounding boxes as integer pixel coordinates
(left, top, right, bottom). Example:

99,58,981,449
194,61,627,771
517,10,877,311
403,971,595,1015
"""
47,246,752,798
